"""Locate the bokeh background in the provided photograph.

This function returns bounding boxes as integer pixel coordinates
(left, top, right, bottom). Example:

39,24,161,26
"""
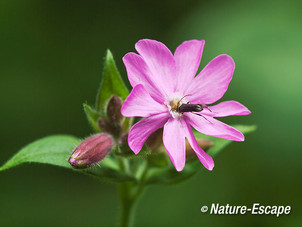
1,0,301,226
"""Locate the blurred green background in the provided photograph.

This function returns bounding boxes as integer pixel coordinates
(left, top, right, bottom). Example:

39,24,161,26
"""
1,0,301,226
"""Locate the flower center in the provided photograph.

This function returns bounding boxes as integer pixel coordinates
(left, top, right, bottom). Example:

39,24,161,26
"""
169,99,180,112
165,93,188,119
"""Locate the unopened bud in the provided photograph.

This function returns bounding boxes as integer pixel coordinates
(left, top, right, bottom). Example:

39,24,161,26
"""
69,133,114,169
98,118,113,133
186,139,214,157
106,95,123,124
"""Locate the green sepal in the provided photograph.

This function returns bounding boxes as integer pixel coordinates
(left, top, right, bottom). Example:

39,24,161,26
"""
96,49,129,113
122,117,133,133
83,103,100,132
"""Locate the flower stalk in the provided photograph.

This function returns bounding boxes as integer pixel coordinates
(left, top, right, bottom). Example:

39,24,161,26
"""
118,182,136,227
117,158,148,227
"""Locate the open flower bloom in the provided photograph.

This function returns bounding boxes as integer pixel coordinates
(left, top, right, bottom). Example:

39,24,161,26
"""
121,39,251,171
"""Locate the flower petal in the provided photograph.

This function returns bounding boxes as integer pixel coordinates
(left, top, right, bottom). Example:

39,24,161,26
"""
185,54,235,104
174,40,205,92
182,121,214,170
135,39,176,95
123,52,166,103
121,84,167,117
202,101,251,117
185,113,244,141
163,118,186,172
128,112,169,154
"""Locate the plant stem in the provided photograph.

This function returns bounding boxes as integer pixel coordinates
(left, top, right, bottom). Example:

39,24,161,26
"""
117,158,148,227
118,183,136,227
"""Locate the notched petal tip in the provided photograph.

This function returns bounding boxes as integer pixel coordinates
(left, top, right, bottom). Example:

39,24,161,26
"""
134,38,176,96
174,39,206,92
186,53,236,105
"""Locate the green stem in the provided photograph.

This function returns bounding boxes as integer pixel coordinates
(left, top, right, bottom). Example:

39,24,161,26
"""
117,158,149,227
118,183,136,227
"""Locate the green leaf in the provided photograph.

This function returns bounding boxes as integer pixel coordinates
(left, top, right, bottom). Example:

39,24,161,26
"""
194,124,257,157
83,103,100,132
0,135,136,183
0,135,80,170
96,49,129,113
145,124,256,185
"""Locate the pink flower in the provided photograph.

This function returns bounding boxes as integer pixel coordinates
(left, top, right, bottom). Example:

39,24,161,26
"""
121,39,251,172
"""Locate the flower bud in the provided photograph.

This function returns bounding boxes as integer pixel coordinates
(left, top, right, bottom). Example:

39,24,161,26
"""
68,133,114,169
98,117,113,133
106,95,123,124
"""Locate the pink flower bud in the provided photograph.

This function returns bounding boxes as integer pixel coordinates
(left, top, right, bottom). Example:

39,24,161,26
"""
106,95,123,124
68,133,114,169
98,118,113,133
